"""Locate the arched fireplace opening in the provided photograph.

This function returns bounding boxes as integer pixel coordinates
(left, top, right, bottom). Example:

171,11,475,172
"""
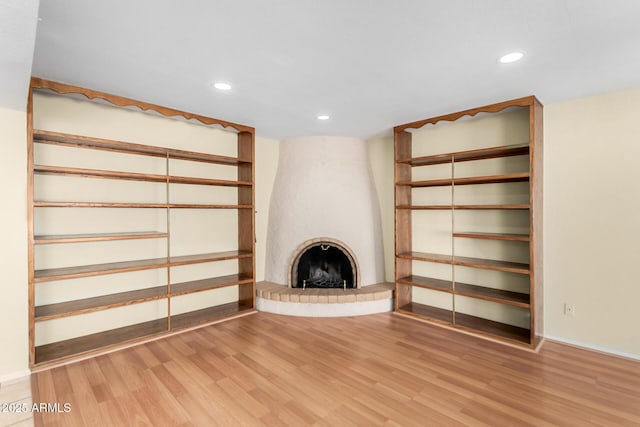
290,240,358,289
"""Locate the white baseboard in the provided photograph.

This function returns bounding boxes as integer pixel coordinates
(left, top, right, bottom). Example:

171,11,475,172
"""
544,335,640,361
0,369,31,385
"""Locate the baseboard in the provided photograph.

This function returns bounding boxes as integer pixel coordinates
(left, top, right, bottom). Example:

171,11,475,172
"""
0,369,31,385
544,335,640,361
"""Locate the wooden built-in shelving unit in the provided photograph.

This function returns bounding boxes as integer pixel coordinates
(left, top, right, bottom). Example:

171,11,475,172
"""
394,96,543,349
28,78,256,366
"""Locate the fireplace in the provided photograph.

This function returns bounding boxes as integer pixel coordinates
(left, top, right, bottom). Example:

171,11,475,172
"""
258,136,392,316
264,136,385,288
290,239,358,289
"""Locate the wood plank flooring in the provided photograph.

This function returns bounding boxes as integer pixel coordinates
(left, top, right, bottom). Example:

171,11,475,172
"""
31,312,640,426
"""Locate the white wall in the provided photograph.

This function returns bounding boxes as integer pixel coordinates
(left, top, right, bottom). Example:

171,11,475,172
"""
0,107,29,381
264,136,385,287
544,86,640,357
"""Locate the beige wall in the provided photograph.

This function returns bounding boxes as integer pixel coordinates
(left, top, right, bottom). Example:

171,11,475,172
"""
367,136,395,283
0,107,29,381
544,86,640,357
255,137,279,281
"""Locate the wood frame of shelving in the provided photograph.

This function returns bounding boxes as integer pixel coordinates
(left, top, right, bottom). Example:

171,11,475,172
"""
393,96,543,350
27,78,257,367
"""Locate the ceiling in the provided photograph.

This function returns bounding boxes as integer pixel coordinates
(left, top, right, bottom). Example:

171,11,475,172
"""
6,1,640,139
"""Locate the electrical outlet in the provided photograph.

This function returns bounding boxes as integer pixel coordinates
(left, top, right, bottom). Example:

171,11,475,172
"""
564,303,576,317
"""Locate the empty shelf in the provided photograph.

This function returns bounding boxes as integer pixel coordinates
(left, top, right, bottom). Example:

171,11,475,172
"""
453,232,530,242
396,204,530,210
398,302,453,324
35,317,168,364
397,173,529,188
455,283,530,308
34,165,252,187
171,274,253,297
35,286,168,321
397,275,453,293
33,129,249,165
34,231,168,244
170,301,254,330
396,252,529,274
455,312,530,344
397,144,529,166
34,257,168,282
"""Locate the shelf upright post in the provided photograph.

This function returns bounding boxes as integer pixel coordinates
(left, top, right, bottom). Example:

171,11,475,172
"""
166,151,171,331
27,82,36,365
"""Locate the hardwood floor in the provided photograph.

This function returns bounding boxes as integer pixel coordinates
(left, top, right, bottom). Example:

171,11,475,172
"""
31,312,640,426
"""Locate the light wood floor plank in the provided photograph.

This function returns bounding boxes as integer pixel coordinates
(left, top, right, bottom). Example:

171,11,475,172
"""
31,312,640,426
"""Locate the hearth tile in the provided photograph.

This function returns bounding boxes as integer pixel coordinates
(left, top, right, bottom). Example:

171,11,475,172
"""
374,290,392,300
343,294,357,303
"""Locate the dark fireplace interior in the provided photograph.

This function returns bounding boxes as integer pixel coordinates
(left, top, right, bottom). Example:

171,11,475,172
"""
293,244,356,289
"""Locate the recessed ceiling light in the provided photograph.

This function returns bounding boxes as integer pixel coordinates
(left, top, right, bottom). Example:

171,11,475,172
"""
213,82,232,91
499,52,524,63
317,114,330,120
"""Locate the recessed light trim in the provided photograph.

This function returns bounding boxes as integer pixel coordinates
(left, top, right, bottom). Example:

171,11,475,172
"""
317,114,330,120
499,52,524,63
213,82,232,91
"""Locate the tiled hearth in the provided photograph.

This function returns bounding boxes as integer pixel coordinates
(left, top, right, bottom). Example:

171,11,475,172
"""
256,282,394,317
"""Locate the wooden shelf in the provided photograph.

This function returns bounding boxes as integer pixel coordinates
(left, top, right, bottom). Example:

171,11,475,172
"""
397,172,529,188
453,232,530,242
397,252,529,274
171,274,253,297
455,283,529,308
34,257,168,283
34,286,168,321
398,302,453,324
169,251,253,267
397,143,529,166
170,301,254,330
34,201,253,209
34,202,168,208
454,255,529,275
34,317,168,364
34,231,168,245
168,204,253,209
397,275,452,293
397,252,452,264
34,251,253,282
33,129,250,166
396,204,530,210
34,165,252,187
455,312,530,344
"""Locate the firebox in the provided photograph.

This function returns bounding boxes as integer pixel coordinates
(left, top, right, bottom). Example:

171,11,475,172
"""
290,239,358,289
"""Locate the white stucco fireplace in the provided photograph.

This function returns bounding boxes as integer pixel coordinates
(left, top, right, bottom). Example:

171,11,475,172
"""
259,136,392,316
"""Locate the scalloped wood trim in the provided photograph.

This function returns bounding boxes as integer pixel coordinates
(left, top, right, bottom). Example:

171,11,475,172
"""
394,95,538,132
30,77,254,134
